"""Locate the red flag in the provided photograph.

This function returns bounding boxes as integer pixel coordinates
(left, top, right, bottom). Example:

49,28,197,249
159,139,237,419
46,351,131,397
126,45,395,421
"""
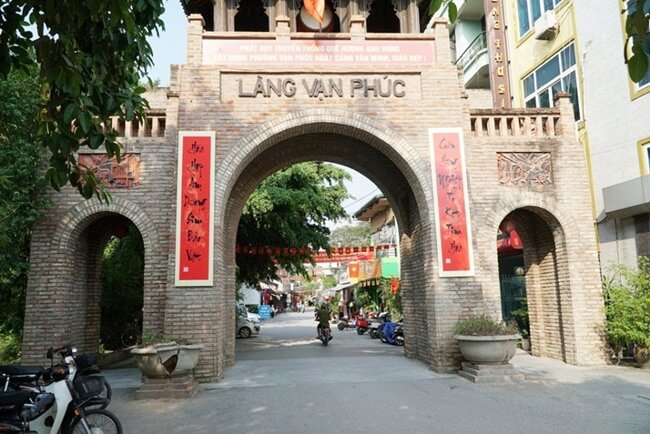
303,0,324,24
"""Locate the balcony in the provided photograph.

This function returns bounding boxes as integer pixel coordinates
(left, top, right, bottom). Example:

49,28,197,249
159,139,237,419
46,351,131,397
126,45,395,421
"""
455,32,489,89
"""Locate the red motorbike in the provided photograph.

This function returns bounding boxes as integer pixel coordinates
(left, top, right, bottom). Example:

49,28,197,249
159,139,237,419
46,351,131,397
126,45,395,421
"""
337,315,370,335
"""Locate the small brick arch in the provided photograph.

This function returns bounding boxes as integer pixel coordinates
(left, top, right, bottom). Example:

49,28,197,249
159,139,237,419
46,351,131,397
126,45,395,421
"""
485,197,578,364
22,198,163,360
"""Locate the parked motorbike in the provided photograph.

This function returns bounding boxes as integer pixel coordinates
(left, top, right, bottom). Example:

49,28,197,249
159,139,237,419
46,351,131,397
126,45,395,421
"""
56,346,111,410
368,312,390,339
0,347,122,433
378,319,404,346
2,345,111,411
337,315,369,335
319,326,332,346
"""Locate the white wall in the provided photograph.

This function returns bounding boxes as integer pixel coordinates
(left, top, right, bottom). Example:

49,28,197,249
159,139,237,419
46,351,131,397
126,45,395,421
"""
574,1,650,213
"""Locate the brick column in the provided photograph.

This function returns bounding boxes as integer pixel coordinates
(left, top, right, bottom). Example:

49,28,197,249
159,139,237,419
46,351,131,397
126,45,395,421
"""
432,18,451,65
187,14,205,66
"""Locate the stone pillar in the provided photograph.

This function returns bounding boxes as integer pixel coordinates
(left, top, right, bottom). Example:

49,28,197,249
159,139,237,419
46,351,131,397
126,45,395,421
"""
432,18,451,65
187,14,205,65
406,0,419,33
275,15,291,40
350,15,366,40
214,0,228,31
554,92,575,136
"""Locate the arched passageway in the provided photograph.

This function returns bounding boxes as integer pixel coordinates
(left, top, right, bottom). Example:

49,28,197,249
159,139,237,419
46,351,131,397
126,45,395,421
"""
498,208,572,362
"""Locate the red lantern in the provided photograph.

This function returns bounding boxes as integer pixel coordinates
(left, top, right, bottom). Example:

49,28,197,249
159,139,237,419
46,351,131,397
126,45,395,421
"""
111,222,129,239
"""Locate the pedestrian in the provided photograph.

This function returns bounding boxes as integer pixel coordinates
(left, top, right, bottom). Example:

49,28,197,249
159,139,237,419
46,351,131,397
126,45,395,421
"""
338,301,345,320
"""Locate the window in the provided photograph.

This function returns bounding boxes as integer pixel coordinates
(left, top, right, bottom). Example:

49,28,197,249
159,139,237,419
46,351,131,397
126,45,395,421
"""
523,42,581,120
517,0,561,36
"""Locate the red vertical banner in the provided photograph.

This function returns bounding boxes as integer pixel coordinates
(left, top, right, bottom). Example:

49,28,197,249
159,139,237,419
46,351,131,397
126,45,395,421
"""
429,128,474,276
175,132,215,286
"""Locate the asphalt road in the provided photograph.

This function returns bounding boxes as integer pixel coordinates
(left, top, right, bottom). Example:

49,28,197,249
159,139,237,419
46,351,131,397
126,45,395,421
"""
106,311,650,434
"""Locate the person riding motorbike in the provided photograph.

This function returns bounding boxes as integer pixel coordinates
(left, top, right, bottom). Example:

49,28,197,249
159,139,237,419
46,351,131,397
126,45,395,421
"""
315,303,332,340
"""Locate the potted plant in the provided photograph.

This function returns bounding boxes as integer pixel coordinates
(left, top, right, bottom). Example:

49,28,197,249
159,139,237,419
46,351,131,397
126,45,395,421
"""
130,335,204,379
453,315,521,364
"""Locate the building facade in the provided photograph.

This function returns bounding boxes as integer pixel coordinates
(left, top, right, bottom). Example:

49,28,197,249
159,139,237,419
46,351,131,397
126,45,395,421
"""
575,0,650,273
22,1,606,380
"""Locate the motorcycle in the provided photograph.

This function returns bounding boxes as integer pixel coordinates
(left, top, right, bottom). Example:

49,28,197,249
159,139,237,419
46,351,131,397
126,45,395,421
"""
378,319,405,346
337,315,369,335
318,326,332,346
2,345,110,411
368,312,390,339
0,347,122,433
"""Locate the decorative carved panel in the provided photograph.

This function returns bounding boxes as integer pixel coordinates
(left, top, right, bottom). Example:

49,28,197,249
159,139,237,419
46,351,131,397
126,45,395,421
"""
497,152,552,186
78,154,142,188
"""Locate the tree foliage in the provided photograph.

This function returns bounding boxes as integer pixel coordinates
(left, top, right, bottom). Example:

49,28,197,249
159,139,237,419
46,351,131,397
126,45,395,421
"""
100,225,144,350
602,257,650,351
329,222,371,247
0,65,49,340
427,0,649,83
0,0,165,201
625,0,650,82
236,162,351,286
0,65,49,363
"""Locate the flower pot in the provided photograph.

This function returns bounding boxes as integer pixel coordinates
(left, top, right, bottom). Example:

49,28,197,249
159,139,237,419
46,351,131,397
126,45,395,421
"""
521,337,531,352
454,334,521,364
131,343,205,378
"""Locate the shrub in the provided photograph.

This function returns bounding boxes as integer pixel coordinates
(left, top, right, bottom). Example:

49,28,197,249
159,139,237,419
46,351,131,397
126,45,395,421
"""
602,258,650,352
453,314,519,336
0,332,21,364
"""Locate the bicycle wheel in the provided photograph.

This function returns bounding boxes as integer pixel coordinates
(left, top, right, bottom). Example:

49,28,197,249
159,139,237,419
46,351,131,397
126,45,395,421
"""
120,326,140,348
68,408,122,434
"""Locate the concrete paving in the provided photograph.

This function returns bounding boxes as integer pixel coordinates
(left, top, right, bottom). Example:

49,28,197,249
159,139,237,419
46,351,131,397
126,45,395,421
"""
105,312,650,434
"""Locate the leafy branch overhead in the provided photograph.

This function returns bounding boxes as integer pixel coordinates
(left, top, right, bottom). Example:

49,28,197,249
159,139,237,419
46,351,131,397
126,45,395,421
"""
625,0,650,82
0,0,165,201
427,0,649,83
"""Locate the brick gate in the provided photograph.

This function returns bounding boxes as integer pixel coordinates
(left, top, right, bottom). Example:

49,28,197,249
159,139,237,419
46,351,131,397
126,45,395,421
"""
22,15,606,380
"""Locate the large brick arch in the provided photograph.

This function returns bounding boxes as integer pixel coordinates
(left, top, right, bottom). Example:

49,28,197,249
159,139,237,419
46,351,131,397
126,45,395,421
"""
22,198,163,362
209,109,438,372
480,195,595,365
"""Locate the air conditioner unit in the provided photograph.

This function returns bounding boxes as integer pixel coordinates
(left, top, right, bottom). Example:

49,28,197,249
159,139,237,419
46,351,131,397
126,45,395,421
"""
534,10,559,40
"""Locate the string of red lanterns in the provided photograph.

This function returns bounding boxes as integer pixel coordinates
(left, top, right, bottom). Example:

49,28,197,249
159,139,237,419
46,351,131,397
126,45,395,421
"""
235,244,396,256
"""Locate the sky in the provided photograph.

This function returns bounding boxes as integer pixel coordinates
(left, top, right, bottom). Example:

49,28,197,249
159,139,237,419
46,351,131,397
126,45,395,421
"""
148,1,382,224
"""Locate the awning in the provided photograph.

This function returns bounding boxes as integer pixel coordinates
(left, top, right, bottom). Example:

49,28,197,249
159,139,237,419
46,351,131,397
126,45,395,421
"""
332,281,356,292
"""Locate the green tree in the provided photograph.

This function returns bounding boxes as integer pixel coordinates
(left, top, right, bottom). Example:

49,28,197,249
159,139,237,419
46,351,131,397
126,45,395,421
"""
236,162,351,286
0,65,49,362
100,225,145,350
427,0,649,83
0,1,165,201
330,222,371,247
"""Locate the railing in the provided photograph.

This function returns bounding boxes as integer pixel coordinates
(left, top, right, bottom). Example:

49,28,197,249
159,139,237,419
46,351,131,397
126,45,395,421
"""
470,109,562,137
455,32,487,71
110,111,166,138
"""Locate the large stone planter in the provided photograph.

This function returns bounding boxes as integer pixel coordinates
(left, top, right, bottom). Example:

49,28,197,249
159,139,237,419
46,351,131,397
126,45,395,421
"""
454,335,521,364
130,343,205,399
131,343,205,378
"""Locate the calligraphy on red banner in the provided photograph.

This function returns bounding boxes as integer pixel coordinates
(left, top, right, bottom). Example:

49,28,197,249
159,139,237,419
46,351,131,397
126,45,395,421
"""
429,129,474,276
175,132,215,286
